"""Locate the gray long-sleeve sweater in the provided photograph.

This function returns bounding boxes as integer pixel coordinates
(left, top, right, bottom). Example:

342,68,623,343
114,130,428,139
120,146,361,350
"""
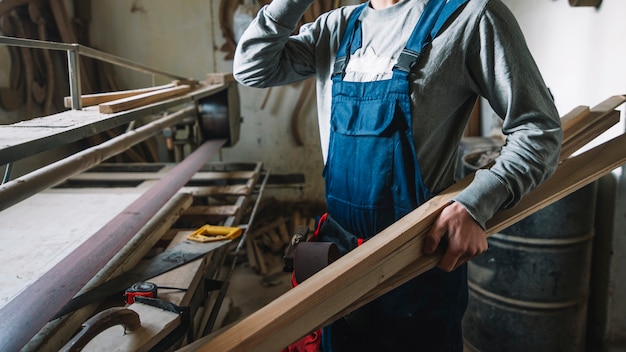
233,0,562,228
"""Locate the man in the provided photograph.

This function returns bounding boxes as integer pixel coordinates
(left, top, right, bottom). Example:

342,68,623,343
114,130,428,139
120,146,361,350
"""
233,0,562,350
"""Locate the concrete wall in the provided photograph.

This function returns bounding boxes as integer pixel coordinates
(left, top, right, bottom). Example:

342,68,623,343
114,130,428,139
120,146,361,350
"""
89,0,342,204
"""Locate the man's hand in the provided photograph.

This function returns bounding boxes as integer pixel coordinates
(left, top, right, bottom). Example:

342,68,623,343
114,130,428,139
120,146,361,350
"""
422,201,488,272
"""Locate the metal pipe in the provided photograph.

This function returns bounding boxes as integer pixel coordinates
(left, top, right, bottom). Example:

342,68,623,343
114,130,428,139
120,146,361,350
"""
0,105,196,212
0,138,226,352
0,35,75,51
0,35,187,82
1,163,11,184
67,47,82,110
78,45,186,81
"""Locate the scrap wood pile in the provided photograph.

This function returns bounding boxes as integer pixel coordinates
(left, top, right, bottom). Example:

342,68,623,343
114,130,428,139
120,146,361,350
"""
178,95,626,352
245,202,324,276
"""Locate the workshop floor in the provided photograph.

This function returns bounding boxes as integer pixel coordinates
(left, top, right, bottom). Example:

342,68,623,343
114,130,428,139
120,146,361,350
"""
221,257,292,327
217,201,324,327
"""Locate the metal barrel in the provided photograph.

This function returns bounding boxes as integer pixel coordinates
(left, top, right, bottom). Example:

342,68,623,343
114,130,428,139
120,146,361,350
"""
463,182,597,352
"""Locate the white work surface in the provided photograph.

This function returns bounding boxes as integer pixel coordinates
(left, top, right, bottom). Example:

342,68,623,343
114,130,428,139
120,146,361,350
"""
0,190,142,308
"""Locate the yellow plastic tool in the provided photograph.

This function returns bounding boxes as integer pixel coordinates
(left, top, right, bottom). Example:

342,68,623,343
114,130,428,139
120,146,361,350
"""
187,225,243,243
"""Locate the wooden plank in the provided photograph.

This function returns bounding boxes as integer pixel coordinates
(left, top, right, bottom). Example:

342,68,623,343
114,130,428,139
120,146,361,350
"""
190,99,626,351
206,73,235,85
184,205,240,217
560,110,620,158
63,84,176,108
182,185,250,197
561,105,591,138
81,302,180,352
99,85,192,114
562,96,625,146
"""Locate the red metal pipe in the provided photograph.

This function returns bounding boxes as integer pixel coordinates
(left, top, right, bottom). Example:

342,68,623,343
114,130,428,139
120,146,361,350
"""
0,139,226,352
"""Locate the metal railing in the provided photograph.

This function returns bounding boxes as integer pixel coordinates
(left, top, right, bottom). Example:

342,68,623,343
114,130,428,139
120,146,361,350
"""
0,35,188,110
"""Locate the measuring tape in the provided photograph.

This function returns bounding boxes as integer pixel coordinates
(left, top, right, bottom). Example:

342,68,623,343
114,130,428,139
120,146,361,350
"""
124,282,158,304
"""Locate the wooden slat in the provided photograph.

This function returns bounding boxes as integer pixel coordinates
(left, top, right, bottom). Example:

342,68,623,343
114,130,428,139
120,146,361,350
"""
190,98,626,351
560,110,620,158
99,85,192,114
63,83,175,108
184,205,240,217
561,95,625,154
182,185,250,197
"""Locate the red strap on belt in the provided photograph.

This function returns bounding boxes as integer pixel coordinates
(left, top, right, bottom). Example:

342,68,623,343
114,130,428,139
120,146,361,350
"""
282,213,363,352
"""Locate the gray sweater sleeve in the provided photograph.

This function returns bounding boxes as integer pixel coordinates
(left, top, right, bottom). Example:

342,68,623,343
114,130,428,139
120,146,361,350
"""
452,0,562,228
233,0,319,87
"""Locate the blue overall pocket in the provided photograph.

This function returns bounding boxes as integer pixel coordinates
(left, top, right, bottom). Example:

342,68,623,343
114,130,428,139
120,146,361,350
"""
324,92,414,237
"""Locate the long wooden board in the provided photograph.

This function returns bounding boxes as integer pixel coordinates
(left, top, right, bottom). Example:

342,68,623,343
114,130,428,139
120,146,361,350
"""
63,84,175,108
189,97,626,351
99,85,192,114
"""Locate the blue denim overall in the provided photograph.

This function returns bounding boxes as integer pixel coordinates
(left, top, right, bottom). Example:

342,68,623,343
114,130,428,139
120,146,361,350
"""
321,0,469,350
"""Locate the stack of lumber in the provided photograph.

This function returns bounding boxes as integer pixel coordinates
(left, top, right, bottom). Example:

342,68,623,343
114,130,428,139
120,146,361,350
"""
179,95,626,352
245,209,319,276
63,73,234,114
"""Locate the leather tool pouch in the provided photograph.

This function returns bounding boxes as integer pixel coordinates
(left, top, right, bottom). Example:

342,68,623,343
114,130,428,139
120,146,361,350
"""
292,213,362,284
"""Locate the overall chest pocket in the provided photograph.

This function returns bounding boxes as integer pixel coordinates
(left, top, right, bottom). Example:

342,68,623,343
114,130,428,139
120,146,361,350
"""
330,96,406,137
325,96,406,210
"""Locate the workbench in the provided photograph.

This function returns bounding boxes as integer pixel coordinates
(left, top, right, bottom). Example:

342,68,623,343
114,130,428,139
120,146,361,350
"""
0,160,267,350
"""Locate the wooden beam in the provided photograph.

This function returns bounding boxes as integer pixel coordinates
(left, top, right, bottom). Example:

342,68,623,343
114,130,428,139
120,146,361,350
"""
561,95,625,149
206,73,235,85
63,83,175,108
560,109,620,158
189,97,626,351
99,85,192,114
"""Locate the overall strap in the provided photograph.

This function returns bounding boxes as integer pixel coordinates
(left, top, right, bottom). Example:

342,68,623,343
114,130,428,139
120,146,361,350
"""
395,0,470,72
333,3,368,77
